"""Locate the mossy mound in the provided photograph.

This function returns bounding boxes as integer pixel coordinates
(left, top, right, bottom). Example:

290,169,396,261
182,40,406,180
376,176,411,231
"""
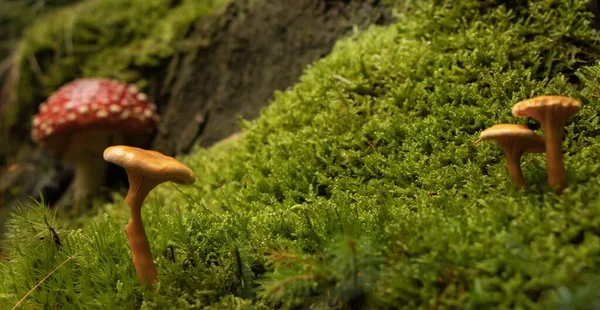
3,0,600,308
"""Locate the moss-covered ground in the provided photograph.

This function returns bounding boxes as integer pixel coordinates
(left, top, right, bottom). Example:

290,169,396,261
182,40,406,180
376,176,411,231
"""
3,0,600,308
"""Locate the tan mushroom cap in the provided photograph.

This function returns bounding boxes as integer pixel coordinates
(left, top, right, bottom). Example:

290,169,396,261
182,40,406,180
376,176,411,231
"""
477,124,545,153
512,95,581,123
103,145,195,184
477,124,546,188
511,96,580,194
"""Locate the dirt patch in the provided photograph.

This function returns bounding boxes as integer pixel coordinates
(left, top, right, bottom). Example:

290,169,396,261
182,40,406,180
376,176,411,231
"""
152,0,392,155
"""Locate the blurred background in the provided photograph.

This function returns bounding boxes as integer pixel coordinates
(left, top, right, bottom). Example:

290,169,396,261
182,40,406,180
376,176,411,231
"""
0,0,391,250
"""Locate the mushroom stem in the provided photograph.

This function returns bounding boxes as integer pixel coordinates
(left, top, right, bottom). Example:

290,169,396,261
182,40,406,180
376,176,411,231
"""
123,172,161,288
103,145,196,289
510,96,581,195
542,122,567,194
63,130,123,211
477,124,545,189
125,211,158,288
503,152,526,188
71,156,108,210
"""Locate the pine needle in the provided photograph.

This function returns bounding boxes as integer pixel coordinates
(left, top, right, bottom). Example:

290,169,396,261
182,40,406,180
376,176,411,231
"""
170,182,214,215
12,252,79,310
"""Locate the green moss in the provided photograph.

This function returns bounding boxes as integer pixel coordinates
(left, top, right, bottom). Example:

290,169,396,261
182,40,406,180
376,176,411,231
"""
3,0,600,308
2,0,228,133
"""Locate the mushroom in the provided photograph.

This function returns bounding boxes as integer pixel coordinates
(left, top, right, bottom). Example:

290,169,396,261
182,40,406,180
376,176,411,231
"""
103,145,195,288
512,96,581,194
31,78,159,209
476,124,545,188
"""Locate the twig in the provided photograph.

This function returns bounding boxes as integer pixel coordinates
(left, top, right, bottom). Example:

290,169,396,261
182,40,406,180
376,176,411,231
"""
216,180,257,250
64,17,74,56
0,178,5,225
43,216,62,248
170,182,214,215
330,74,353,85
0,165,17,228
0,55,12,76
0,45,22,113
12,252,79,310
216,179,238,217
0,169,6,216
27,54,44,84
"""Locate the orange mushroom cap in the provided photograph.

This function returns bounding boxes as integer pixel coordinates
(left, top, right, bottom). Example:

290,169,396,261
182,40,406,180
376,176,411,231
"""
477,124,545,153
511,95,581,194
103,145,195,185
511,95,581,127
477,124,545,188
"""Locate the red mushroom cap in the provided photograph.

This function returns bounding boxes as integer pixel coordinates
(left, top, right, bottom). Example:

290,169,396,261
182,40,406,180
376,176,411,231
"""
31,78,159,150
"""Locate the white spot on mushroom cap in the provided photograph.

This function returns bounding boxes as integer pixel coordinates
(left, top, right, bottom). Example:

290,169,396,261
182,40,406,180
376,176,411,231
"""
32,79,159,145
96,110,108,118
109,104,122,113
143,109,153,118
123,97,133,106
78,106,89,115
65,102,74,111
128,85,138,94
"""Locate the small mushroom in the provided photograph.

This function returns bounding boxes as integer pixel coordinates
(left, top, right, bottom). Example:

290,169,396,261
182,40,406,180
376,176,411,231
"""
103,145,195,288
476,124,545,188
512,96,581,194
31,78,159,209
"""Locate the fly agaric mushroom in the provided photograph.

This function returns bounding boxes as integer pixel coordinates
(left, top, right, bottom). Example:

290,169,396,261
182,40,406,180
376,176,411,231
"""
103,145,195,288
512,96,581,194
31,78,159,209
476,124,545,188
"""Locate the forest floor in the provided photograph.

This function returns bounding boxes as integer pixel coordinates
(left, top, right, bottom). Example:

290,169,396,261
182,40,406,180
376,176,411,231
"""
3,0,600,309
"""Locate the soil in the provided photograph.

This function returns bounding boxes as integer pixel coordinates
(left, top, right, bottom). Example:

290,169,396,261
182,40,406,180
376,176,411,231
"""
152,0,393,155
